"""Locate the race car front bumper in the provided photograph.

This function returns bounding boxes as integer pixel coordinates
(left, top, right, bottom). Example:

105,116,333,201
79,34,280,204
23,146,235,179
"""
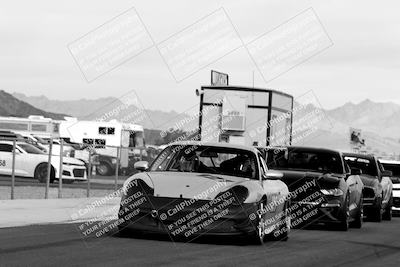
55,165,87,181
289,197,347,227
362,187,380,210
118,193,260,239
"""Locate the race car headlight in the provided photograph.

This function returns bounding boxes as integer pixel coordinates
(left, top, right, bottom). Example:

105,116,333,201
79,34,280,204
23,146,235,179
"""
320,188,344,196
62,162,85,166
216,186,249,205
111,158,117,164
122,177,135,195
122,178,154,196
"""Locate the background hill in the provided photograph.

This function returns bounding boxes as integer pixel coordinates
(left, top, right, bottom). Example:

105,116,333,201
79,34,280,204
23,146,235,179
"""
0,90,67,120
325,99,400,139
292,100,400,156
13,92,196,131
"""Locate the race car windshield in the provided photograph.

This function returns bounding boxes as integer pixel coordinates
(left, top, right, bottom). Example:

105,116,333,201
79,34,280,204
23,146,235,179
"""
380,163,400,176
344,156,378,176
267,148,343,174
380,162,400,183
150,145,258,179
18,143,45,154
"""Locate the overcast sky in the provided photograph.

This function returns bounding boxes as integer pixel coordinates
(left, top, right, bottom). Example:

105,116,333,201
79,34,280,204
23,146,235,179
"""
1,0,399,113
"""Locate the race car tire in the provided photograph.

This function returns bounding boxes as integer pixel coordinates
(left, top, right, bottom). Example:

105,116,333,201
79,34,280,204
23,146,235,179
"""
350,194,363,229
369,196,383,222
336,193,350,231
34,163,55,183
249,198,268,245
382,195,393,221
97,161,113,176
270,201,290,241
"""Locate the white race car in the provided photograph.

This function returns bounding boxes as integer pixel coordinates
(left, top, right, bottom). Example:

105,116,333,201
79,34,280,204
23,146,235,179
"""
119,142,290,244
379,159,400,215
0,141,87,183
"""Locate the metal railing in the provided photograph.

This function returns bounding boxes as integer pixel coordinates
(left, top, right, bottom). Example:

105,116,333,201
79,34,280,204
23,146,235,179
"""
0,136,160,200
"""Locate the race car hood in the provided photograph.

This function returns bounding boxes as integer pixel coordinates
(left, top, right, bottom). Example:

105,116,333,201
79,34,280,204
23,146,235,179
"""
276,169,344,189
125,171,253,200
359,174,380,188
51,155,85,166
63,156,85,165
271,170,345,202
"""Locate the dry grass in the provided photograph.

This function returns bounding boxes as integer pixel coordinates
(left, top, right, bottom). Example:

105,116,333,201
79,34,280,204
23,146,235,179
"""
0,186,118,200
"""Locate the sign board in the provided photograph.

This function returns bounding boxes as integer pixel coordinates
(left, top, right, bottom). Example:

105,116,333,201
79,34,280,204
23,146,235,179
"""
211,70,229,86
350,127,365,148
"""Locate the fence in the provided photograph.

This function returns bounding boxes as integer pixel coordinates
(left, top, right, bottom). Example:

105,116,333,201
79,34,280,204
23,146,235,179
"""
0,136,161,200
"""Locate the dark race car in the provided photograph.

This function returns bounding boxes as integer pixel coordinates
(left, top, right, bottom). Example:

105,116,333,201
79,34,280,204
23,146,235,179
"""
344,153,393,221
260,146,364,231
118,142,291,244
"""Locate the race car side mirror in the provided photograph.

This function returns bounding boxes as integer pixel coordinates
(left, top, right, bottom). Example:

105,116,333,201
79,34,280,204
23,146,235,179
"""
134,161,149,172
264,170,284,180
350,168,362,175
382,170,392,177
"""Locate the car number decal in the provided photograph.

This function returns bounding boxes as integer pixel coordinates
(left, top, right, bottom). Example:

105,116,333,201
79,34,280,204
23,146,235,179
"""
0,159,6,167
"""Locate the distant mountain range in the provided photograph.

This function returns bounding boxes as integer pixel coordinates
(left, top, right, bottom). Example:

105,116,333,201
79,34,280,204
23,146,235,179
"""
291,99,400,155
12,92,196,131
326,99,400,139
3,90,400,155
0,90,67,120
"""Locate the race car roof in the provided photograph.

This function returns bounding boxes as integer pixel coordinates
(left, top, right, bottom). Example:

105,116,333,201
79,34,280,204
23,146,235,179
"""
168,141,260,154
342,152,375,160
379,159,400,164
0,140,35,145
258,146,342,155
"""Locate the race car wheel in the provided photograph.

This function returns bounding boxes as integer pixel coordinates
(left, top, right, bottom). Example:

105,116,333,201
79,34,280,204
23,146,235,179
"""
97,161,113,176
382,195,393,221
256,201,267,244
34,163,55,183
249,200,268,245
350,194,363,228
271,201,290,241
370,196,383,222
336,193,350,231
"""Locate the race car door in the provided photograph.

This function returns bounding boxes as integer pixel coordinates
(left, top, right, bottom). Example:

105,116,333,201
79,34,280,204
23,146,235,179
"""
0,143,25,176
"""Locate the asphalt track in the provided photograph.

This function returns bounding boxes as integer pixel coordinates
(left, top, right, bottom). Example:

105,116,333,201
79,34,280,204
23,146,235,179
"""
1,218,399,266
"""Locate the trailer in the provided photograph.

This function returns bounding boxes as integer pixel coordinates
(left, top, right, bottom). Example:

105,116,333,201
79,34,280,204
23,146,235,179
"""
0,115,63,152
0,115,59,138
198,86,293,147
58,117,145,149
58,118,146,174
